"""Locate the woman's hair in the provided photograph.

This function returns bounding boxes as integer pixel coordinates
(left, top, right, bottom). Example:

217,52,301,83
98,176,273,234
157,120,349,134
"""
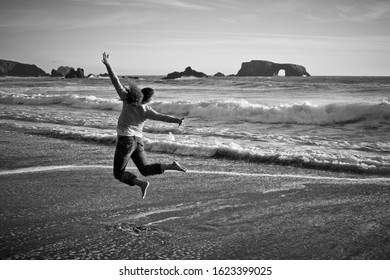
123,83,154,105
141,87,154,104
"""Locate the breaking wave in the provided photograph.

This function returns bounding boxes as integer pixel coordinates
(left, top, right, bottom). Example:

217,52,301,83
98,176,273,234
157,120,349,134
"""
1,121,389,176
0,92,122,111
1,92,389,125
152,100,390,125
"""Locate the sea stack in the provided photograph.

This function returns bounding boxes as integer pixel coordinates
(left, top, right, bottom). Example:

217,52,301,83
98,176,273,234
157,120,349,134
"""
163,66,208,79
51,66,85,78
237,60,311,77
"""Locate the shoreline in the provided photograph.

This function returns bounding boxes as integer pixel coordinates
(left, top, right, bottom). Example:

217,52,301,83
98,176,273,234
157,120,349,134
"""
2,164,389,183
1,127,389,259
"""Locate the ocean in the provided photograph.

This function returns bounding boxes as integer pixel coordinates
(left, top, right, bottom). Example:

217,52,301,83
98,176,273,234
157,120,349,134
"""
0,75,389,176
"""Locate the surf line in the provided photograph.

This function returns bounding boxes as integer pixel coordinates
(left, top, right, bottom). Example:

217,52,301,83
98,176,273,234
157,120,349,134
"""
0,165,389,183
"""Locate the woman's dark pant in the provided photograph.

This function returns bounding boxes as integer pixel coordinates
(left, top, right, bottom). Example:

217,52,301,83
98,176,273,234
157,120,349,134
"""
113,136,163,186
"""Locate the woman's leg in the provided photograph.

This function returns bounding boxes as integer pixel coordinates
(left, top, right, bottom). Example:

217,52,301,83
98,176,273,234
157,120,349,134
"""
113,136,137,185
113,136,149,198
131,138,164,176
131,138,187,175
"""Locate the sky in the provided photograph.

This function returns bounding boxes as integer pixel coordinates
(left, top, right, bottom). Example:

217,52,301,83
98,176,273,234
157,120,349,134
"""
1,0,390,76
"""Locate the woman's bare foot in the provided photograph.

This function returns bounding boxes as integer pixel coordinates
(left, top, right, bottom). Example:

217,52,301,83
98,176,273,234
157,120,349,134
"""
161,161,187,172
172,161,187,172
133,178,150,199
140,182,149,199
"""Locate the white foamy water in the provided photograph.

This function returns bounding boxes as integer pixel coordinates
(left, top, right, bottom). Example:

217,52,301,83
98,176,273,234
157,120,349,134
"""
1,76,389,175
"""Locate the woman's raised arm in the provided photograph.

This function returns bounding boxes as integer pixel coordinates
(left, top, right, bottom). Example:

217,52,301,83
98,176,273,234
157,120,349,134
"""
102,52,127,100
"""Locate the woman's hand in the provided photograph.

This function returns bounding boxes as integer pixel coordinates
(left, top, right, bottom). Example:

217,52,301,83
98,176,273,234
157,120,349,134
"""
178,117,185,127
102,52,110,65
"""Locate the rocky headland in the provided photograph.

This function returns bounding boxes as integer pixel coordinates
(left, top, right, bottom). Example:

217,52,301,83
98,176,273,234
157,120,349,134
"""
0,59,49,77
237,60,311,77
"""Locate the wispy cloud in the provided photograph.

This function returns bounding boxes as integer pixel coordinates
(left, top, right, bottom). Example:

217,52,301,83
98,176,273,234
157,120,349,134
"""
149,0,214,11
0,2,165,31
307,1,390,22
114,29,390,46
338,2,390,22
69,0,214,11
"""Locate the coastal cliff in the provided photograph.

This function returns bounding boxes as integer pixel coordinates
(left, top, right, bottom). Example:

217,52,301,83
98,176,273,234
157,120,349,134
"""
0,59,48,77
237,60,311,77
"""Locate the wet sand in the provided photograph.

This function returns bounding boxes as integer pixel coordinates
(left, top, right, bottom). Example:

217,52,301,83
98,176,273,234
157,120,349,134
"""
0,127,389,259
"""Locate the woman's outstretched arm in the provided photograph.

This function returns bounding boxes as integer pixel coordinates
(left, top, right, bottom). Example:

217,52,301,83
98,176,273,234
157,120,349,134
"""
102,52,128,100
146,107,185,126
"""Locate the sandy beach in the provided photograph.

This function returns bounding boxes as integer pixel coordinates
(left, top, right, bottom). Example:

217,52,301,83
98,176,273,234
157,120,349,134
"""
0,126,389,260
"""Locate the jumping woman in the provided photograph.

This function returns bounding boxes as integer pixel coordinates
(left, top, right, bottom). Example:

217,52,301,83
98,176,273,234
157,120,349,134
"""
102,52,187,199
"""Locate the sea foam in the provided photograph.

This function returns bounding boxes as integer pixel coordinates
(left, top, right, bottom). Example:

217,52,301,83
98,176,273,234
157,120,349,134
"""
152,100,390,125
0,93,122,111
1,92,389,125
1,120,389,175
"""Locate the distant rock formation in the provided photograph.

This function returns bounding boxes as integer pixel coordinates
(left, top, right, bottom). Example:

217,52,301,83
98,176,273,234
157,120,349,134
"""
163,66,208,79
0,59,48,77
51,66,73,77
214,72,225,77
237,60,311,77
51,69,63,77
51,66,85,78
65,68,85,78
